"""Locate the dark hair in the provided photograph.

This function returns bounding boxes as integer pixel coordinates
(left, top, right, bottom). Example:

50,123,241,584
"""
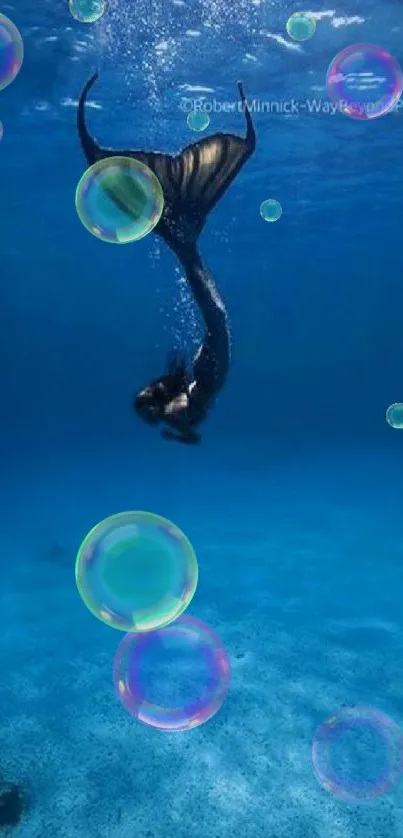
134,352,188,424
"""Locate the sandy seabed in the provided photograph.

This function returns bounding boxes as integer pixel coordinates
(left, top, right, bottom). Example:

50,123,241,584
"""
2,440,403,838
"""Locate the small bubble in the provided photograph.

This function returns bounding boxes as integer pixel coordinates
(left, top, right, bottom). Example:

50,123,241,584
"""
187,110,210,132
286,12,316,42
260,198,282,223
386,403,403,429
69,0,105,23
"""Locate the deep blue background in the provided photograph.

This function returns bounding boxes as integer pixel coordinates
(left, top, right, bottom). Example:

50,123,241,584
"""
1,1,403,837
1,0,402,457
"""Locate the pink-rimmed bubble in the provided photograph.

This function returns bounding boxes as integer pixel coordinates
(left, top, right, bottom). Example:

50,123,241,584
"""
0,14,23,92
312,705,403,802
326,44,403,120
113,615,231,731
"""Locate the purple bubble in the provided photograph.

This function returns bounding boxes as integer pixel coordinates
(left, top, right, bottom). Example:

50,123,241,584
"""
326,44,403,120
113,615,231,731
312,705,403,802
0,14,23,92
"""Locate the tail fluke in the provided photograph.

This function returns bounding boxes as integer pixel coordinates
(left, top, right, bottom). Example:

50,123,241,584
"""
238,81,256,150
76,75,256,250
164,79,256,222
77,71,102,165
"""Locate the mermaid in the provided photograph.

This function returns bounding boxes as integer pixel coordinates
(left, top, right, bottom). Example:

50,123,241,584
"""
77,74,256,443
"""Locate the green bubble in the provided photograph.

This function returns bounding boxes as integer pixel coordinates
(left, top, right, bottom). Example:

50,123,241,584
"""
69,0,105,23
75,156,164,244
75,511,198,632
386,403,403,429
286,12,316,42
187,110,210,132
260,198,282,223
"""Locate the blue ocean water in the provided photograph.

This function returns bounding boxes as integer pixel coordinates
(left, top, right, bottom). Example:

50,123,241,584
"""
1,0,403,834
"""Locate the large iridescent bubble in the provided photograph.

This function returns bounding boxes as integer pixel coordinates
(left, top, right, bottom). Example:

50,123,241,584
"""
312,705,403,802
75,156,164,243
327,44,403,121
0,14,23,92
113,615,231,731
75,511,198,632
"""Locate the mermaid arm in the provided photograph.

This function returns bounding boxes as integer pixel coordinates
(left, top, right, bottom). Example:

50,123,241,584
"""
162,393,201,443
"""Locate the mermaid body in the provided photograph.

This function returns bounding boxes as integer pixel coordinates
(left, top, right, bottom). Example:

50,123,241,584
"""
77,75,256,443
